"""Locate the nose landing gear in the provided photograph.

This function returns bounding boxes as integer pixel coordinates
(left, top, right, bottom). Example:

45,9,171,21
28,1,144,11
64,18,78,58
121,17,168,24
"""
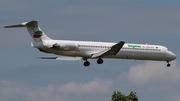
167,61,171,67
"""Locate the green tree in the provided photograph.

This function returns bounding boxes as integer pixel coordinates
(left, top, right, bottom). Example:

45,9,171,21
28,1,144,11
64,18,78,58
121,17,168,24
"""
111,91,138,101
128,91,138,101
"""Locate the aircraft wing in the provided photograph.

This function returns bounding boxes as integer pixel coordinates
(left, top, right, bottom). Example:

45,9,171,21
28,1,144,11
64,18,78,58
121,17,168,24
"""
91,41,125,58
37,56,83,60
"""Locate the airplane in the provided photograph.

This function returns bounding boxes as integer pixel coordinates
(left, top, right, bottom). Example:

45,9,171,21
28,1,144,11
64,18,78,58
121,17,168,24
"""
4,20,176,67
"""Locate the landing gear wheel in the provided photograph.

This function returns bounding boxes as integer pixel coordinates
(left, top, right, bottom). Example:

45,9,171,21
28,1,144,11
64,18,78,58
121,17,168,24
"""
167,63,171,67
97,58,103,64
84,61,90,67
167,61,171,67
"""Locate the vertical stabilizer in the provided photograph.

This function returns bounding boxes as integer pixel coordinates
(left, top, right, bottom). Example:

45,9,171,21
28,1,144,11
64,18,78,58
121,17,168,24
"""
4,20,51,42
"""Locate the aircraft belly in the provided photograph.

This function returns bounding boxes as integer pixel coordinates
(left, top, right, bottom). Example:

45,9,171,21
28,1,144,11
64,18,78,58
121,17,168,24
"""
40,48,168,61
39,48,73,56
40,48,92,58
104,50,167,61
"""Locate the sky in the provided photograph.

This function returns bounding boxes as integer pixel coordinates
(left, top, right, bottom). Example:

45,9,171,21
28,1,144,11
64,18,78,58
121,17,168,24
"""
0,0,180,101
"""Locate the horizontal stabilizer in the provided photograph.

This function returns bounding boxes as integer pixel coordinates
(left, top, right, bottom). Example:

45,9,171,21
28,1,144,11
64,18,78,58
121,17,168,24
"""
37,56,82,60
4,20,51,42
4,20,38,28
4,22,27,28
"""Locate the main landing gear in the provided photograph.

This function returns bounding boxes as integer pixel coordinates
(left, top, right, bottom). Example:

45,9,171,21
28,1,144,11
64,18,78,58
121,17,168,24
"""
83,58,104,67
97,58,103,64
167,61,171,67
84,61,90,67
84,59,90,67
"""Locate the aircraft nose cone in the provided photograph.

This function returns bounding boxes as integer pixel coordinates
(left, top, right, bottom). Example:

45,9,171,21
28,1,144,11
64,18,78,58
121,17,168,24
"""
172,53,176,60
168,51,176,60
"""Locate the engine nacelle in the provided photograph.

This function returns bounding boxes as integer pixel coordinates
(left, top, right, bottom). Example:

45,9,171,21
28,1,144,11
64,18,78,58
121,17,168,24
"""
52,43,78,51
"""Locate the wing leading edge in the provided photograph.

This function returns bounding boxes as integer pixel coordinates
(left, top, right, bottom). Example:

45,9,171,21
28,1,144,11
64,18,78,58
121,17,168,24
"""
91,41,125,58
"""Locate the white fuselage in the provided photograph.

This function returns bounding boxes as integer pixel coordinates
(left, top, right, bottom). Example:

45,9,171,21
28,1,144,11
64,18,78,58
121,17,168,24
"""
4,20,176,67
32,40,176,62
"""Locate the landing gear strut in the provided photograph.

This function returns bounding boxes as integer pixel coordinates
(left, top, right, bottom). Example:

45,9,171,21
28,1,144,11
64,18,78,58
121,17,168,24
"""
167,61,171,67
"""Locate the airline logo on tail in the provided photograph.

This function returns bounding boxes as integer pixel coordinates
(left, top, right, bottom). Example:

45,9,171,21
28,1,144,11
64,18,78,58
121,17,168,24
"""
33,30,43,38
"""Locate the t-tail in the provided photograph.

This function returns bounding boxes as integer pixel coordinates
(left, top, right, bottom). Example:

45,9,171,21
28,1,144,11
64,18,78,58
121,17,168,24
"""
4,20,51,42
